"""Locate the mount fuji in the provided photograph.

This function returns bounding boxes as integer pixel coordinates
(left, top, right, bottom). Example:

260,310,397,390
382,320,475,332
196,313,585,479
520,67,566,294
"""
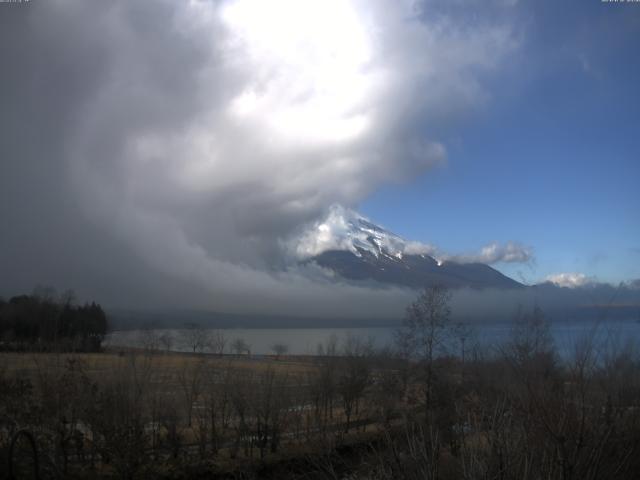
291,205,523,290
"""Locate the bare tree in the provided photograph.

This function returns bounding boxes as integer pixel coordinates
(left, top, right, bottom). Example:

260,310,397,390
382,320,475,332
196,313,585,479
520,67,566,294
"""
452,321,475,380
229,370,254,458
338,335,373,432
87,354,152,479
373,368,402,428
396,285,452,412
231,338,250,356
201,363,234,454
271,343,289,360
177,357,206,427
316,333,339,357
180,323,209,353
158,331,173,353
138,327,160,353
252,367,289,458
209,330,227,356
507,305,555,364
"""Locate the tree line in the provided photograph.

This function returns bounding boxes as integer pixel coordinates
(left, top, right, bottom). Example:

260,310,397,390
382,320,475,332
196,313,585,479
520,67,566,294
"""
0,288,108,352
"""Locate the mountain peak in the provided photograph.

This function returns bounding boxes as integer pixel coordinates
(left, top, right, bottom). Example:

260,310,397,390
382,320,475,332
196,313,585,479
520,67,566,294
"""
291,204,436,261
290,204,523,290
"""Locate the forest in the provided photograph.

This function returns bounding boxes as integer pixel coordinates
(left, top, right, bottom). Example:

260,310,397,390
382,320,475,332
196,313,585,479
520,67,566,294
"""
0,289,108,352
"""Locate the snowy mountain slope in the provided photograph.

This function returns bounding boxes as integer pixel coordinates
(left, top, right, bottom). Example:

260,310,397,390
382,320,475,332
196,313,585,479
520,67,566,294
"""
292,205,437,260
292,205,523,289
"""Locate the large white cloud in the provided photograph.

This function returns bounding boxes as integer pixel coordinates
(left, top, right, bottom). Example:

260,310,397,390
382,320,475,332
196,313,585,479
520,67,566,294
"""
1,0,519,313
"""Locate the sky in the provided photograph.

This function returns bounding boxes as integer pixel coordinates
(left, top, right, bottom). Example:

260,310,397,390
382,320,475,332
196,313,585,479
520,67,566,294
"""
0,0,638,317
360,0,640,286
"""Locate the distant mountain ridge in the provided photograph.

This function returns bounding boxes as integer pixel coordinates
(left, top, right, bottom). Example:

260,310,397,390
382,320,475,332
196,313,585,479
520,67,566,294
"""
297,206,523,290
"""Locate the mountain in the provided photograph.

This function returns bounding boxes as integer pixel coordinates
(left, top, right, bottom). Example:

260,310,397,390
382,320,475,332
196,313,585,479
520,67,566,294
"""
296,206,523,290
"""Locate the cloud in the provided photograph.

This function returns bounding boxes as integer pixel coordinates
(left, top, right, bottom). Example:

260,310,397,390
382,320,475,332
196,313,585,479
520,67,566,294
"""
444,242,534,265
287,204,438,261
0,0,518,314
447,281,640,323
544,273,596,288
403,242,441,258
287,205,530,267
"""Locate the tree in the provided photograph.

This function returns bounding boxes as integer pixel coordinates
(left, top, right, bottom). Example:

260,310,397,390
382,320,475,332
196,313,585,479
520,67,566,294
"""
158,331,173,352
180,323,208,353
271,343,289,360
232,338,250,356
316,334,338,357
87,354,151,478
139,327,160,353
209,330,227,356
507,304,555,371
177,358,205,427
0,290,107,351
201,364,234,454
396,285,452,412
452,321,475,380
338,335,372,432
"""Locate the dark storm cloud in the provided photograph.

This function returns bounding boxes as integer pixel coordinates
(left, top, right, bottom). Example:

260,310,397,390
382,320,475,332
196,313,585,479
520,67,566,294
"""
1,0,520,315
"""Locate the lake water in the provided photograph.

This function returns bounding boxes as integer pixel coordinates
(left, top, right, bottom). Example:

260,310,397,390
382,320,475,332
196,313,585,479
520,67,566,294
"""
104,319,640,359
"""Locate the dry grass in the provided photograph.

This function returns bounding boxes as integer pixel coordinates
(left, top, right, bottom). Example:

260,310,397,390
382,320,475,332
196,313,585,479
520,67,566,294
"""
0,349,316,378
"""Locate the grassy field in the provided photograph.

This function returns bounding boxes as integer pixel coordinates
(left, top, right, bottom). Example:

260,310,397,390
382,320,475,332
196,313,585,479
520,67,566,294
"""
0,348,317,378
1,348,382,478
3,334,640,480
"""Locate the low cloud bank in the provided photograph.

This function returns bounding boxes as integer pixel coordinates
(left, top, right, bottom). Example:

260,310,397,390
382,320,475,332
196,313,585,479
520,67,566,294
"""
449,280,640,324
545,272,596,288
445,242,534,266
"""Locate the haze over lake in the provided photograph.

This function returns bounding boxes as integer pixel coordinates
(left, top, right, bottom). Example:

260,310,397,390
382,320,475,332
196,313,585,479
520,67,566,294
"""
105,320,640,359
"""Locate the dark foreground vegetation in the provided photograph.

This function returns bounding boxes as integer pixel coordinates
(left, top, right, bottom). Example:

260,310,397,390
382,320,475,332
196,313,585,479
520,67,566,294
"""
0,289,108,353
2,287,640,479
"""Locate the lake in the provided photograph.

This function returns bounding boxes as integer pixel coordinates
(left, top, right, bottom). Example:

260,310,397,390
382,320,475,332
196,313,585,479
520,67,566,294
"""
104,319,640,359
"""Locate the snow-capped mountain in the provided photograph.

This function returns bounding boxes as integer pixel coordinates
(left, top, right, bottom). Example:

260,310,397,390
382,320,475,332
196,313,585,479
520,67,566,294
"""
292,205,437,260
292,205,523,290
